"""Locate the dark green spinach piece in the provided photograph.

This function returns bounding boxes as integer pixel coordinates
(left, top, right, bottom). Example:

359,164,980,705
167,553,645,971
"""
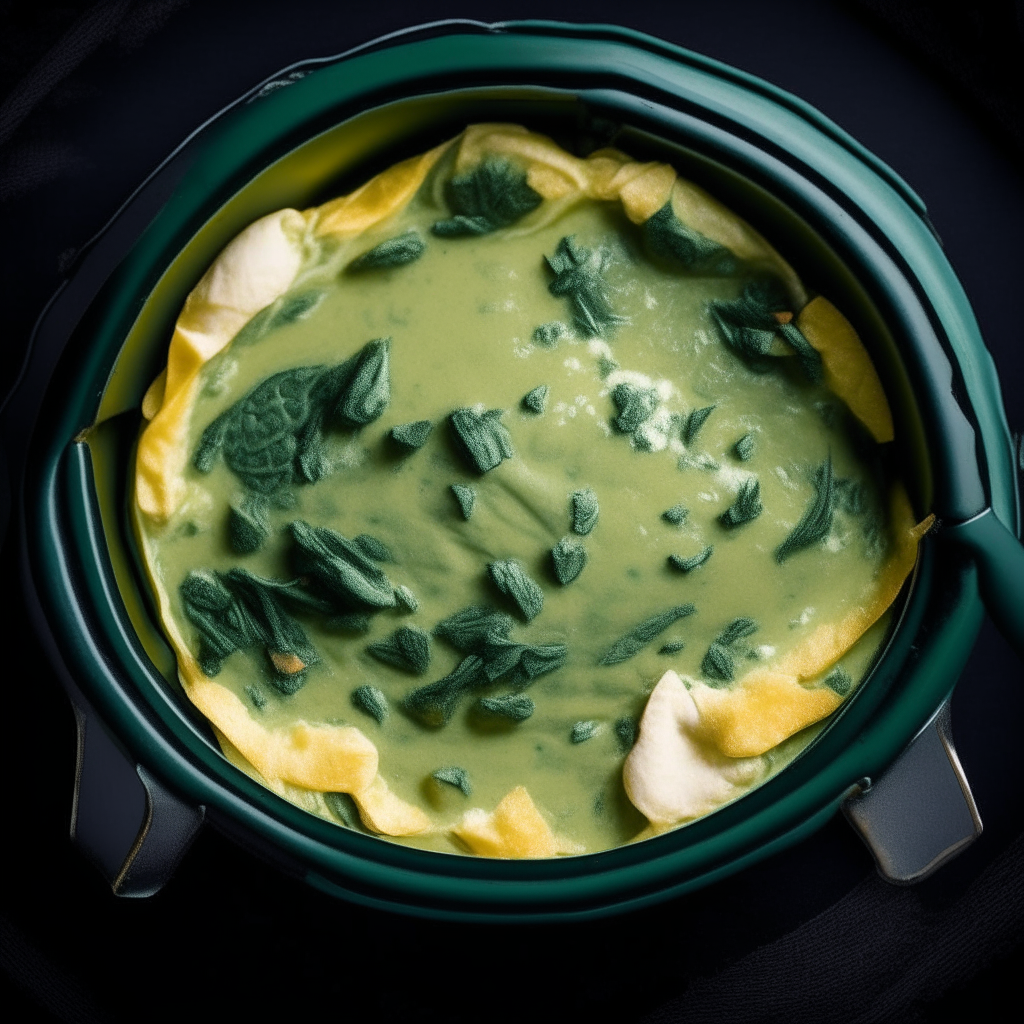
611,383,658,434
571,721,600,744
701,617,759,685
545,235,626,337
775,456,836,563
733,433,755,461
643,203,737,274
404,655,487,726
228,494,271,554
662,504,689,525
488,559,544,622
478,693,535,721
390,420,433,450
682,405,715,446
571,487,599,535
719,479,763,527
352,685,388,723
193,339,391,493
600,605,696,665
449,408,514,473
367,625,432,674
432,766,472,796
432,157,542,236
668,546,714,573
348,231,425,271
522,385,549,414
551,537,587,585
289,520,396,609
353,533,393,562
450,483,476,520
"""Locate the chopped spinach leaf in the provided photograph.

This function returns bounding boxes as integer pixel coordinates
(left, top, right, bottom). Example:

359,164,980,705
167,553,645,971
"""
390,419,433,450
719,479,763,527
476,638,567,688
776,456,836,563
228,494,271,554
611,382,658,434
571,720,600,744
533,321,566,347
435,606,564,686
180,568,321,685
323,791,366,830
192,339,391,492
193,414,228,473
701,642,735,685
668,546,714,573
432,766,472,796
245,684,267,710
643,202,737,275
478,693,535,721
545,235,626,337
522,384,549,414
404,655,486,726
450,483,477,519
710,279,822,382
366,625,432,674
488,559,544,622
551,536,587,585
348,230,425,271
682,405,716,446
825,666,853,696
659,640,687,654
662,503,689,525
571,487,599,535
335,337,391,428
701,617,759,685
432,157,542,236
434,606,515,651
353,533,393,562
352,684,388,723
733,432,756,461
449,407,514,473
778,321,824,384
615,716,637,752
600,604,696,665
394,585,419,613
289,520,396,609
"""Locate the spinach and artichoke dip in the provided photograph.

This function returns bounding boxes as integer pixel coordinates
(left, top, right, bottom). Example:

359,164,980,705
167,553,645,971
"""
133,124,932,857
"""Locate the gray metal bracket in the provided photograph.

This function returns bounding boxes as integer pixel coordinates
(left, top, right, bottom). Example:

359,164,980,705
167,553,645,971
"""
843,698,982,884
71,697,204,897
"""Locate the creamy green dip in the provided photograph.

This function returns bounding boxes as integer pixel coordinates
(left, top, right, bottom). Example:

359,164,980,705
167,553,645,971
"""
137,180,891,854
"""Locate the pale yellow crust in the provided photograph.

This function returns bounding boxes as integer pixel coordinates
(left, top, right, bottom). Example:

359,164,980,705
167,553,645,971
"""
451,785,579,858
797,296,895,443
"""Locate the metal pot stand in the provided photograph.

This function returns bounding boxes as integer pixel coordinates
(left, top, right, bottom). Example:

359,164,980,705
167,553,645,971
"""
7,22,1022,915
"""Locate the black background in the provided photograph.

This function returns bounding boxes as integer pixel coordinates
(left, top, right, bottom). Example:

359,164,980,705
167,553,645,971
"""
1,2,1022,1021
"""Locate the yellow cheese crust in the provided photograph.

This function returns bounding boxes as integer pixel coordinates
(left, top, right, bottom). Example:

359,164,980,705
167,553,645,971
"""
451,786,578,857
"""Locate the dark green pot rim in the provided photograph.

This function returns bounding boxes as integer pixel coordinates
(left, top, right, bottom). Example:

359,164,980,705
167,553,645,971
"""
23,22,1015,921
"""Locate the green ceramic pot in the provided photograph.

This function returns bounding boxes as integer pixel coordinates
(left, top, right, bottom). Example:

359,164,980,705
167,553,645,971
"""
18,21,1023,921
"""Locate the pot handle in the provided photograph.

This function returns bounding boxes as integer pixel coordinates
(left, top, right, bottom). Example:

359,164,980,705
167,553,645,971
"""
71,695,204,897
843,698,981,883
944,508,1024,660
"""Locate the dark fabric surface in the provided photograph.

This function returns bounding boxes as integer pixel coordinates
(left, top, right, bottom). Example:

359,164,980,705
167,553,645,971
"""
1,2,1021,1022
645,828,1024,1024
